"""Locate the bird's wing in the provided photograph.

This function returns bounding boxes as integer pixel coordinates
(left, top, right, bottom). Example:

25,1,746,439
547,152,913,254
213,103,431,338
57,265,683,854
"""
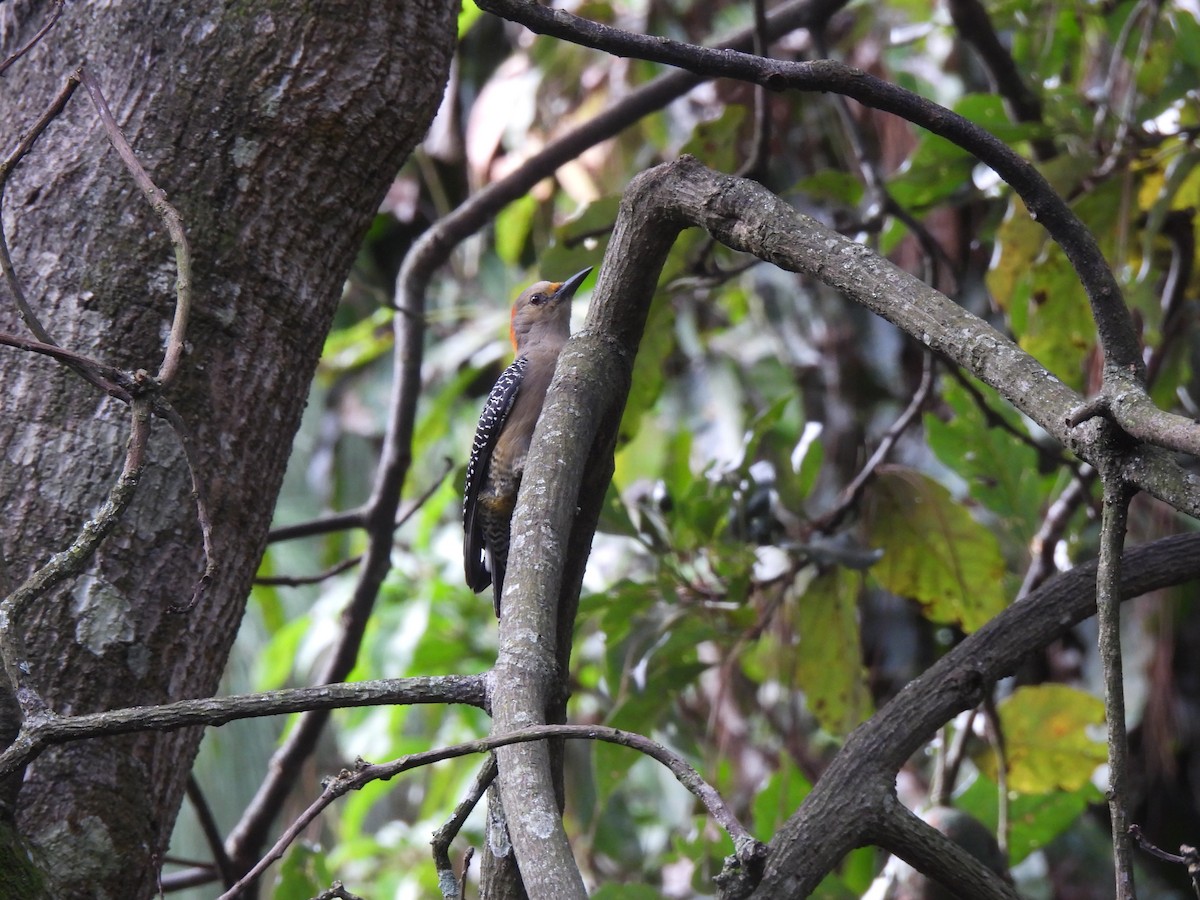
463,355,528,592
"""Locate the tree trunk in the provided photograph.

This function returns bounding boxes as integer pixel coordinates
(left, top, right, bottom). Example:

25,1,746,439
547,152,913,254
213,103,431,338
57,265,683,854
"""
0,2,455,896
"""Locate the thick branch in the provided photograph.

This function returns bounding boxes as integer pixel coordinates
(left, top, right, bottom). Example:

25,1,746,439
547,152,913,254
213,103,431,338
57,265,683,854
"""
750,531,1200,896
488,158,682,896
618,158,1200,515
487,155,1200,895
871,797,1019,900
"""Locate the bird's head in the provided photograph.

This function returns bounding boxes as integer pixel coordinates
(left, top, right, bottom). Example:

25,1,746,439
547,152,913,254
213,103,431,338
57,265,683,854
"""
509,267,593,352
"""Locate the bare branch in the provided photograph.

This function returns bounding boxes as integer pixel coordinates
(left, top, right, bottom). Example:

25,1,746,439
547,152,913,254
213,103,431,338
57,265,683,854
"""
0,675,485,781
433,756,497,899
611,159,1198,516
0,0,64,77
79,67,194,391
0,72,80,346
1096,471,1136,899
815,351,935,532
0,330,133,401
152,399,217,611
187,776,237,889
254,556,361,587
872,796,1018,900
267,507,368,543
221,724,764,900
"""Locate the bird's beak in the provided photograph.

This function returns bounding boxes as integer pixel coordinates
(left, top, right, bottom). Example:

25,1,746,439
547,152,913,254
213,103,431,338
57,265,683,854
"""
551,266,593,301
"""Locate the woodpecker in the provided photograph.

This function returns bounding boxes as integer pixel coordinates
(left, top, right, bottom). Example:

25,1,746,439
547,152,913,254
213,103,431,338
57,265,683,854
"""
463,266,593,615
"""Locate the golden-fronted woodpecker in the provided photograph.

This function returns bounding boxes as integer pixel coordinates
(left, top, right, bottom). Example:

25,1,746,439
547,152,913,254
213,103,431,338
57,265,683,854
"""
463,267,593,615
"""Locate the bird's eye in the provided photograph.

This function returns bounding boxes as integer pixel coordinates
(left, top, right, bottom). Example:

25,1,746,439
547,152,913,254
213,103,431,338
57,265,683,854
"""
529,293,546,305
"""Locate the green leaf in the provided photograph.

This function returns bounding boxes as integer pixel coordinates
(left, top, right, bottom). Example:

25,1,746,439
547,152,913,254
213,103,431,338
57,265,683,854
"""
494,193,539,266
255,614,311,691
271,843,332,900
616,286,677,452
680,106,747,173
976,684,1107,794
751,763,812,840
796,568,873,735
863,467,1008,632
458,0,483,37
793,170,864,208
925,378,1056,548
956,772,1101,864
318,307,394,377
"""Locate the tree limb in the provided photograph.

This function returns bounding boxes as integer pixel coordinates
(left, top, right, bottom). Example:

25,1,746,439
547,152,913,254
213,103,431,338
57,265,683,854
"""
0,675,486,781
503,155,1200,896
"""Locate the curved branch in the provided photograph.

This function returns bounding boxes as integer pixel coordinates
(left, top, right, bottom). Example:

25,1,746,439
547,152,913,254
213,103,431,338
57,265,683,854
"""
79,67,194,391
222,723,764,900
613,158,1200,516
751,530,1200,896
946,0,1054,161
477,0,1143,378
490,155,1200,896
871,796,1019,900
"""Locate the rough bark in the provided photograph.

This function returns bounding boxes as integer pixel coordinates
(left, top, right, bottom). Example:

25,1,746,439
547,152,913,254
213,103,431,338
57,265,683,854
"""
0,2,455,897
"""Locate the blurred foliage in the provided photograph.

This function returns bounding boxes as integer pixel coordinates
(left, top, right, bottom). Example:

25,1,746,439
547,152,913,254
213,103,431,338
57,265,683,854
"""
168,0,1200,897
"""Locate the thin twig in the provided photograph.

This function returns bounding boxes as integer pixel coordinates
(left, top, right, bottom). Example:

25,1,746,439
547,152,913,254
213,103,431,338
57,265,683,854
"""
187,776,237,889
934,707,977,807
810,29,889,228
267,507,368,543
815,351,934,533
0,330,133,400
433,755,497,899
735,0,771,182
154,399,216,612
0,72,81,346
0,0,65,77
1129,825,1200,899
1017,471,1094,601
983,694,1010,857
1144,210,1193,386
1092,0,1159,179
255,556,361,588
267,457,452,547
79,67,194,391
458,847,474,900
219,723,766,900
